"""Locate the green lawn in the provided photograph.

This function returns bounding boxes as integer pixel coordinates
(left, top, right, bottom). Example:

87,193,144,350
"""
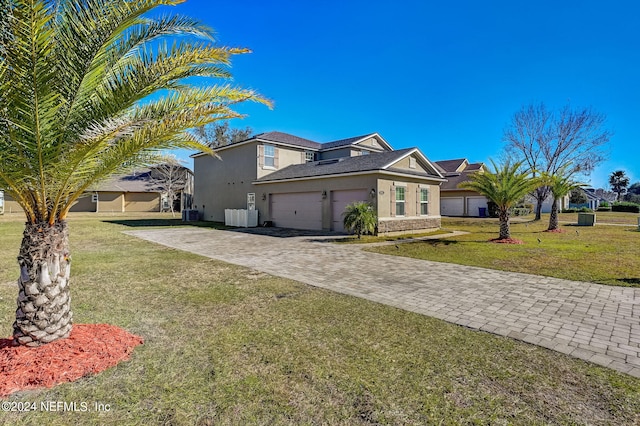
370,213,640,287
0,213,639,424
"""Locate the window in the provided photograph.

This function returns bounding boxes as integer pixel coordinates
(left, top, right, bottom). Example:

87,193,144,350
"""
361,150,370,155
420,188,429,215
264,144,275,167
395,186,405,216
305,151,315,162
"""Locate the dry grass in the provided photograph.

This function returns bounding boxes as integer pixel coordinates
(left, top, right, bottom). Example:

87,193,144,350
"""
0,213,638,424
370,213,640,287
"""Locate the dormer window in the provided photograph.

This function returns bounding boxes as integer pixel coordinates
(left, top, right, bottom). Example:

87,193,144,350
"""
361,150,370,156
305,151,315,162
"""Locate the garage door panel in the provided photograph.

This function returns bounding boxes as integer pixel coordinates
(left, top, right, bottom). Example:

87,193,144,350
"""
271,192,322,230
467,197,488,217
441,197,464,216
331,189,369,232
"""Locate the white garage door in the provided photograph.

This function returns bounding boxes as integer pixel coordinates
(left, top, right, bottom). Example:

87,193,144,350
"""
331,189,370,232
467,196,489,217
441,197,464,216
270,192,322,230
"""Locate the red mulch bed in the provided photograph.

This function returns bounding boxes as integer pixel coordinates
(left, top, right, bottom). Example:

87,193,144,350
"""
0,324,143,397
489,237,524,244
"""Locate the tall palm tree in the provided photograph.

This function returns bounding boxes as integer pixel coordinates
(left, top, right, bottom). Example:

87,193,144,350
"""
343,202,377,239
609,170,630,201
544,171,585,231
0,0,268,346
459,160,537,240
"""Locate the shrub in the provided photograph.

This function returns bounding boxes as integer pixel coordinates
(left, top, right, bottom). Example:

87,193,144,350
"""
579,207,594,213
600,201,610,208
597,206,612,212
562,208,578,213
612,202,640,213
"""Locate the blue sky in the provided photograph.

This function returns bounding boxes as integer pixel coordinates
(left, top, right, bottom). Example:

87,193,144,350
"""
167,0,639,188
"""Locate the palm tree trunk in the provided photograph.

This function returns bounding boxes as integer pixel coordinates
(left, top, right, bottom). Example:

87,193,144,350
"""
13,221,73,347
498,209,511,240
548,198,559,230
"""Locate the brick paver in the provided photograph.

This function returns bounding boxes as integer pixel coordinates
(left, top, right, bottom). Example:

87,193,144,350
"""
126,228,640,378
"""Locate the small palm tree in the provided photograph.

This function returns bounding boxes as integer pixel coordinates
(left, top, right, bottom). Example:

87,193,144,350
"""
0,0,269,346
459,160,538,240
343,202,377,239
544,170,585,231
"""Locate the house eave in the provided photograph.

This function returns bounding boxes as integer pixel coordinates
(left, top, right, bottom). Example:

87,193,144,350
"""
253,169,446,185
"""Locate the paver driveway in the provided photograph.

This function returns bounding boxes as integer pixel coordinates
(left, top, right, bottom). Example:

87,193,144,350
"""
126,227,640,378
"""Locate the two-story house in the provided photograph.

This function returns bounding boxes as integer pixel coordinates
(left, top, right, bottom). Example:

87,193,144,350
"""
192,131,446,234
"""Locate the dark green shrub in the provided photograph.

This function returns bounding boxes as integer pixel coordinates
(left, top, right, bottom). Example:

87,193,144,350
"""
612,202,640,213
562,208,578,213
597,206,612,212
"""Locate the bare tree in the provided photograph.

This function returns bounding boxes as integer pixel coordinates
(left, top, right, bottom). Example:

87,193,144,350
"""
503,103,612,220
196,121,253,148
149,157,193,217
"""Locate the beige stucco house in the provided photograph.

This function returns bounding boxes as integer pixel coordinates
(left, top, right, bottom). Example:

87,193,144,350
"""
2,167,193,215
435,159,489,217
192,131,446,234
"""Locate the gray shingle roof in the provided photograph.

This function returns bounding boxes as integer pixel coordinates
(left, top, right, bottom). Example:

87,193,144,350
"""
434,159,467,173
254,131,322,149
255,148,439,182
321,133,377,149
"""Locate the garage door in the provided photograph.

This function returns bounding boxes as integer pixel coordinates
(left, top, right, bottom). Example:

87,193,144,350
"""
270,192,322,230
440,197,464,216
467,196,488,217
331,189,370,232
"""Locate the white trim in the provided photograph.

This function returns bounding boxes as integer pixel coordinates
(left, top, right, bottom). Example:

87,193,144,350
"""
381,148,445,179
253,169,447,185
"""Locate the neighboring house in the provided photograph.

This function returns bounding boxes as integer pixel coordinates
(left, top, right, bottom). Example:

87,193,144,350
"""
2,167,193,214
580,188,618,210
434,159,489,217
192,131,445,234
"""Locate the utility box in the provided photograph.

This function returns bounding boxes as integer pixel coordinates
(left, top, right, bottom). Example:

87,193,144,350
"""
182,209,200,221
224,209,258,227
577,212,596,226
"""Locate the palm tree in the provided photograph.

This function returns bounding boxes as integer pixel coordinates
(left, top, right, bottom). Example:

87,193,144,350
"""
609,170,630,201
459,160,537,240
0,0,268,346
343,202,377,239
544,171,585,231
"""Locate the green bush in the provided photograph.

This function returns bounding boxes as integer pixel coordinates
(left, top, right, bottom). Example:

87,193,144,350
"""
612,202,640,213
579,206,594,213
562,208,578,213
600,201,610,208
597,206,612,212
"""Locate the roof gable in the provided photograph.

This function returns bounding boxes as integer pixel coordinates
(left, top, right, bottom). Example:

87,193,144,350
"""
255,148,444,183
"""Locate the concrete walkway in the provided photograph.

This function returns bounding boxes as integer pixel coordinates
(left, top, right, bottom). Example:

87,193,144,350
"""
126,227,640,378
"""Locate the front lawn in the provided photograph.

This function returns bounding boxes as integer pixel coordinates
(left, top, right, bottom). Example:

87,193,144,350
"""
371,213,640,287
0,213,638,424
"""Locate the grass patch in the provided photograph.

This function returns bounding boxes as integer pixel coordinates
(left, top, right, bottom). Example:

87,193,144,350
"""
0,213,638,424
334,229,450,244
371,214,640,287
